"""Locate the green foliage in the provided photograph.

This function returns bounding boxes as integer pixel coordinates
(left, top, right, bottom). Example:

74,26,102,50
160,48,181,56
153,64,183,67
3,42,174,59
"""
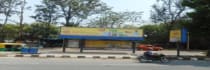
1,24,19,40
48,0,110,26
140,24,168,44
150,0,187,38
0,0,23,41
183,0,210,37
182,0,210,51
32,0,60,24
149,0,187,48
0,23,59,41
25,22,59,40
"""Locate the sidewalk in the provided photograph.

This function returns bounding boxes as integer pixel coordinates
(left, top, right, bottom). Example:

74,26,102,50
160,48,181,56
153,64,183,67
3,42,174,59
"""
0,52,20,56
39,48,129,55
39,48,206,56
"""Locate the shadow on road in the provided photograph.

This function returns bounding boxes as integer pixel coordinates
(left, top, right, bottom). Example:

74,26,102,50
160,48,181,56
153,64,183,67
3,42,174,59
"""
151,60,210,67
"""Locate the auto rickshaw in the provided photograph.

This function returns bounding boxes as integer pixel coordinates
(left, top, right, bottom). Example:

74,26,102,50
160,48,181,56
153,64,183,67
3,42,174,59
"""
0,43,26,51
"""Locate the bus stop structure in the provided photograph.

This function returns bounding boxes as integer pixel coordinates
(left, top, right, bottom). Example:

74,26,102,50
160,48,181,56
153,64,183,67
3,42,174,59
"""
59,27,144,54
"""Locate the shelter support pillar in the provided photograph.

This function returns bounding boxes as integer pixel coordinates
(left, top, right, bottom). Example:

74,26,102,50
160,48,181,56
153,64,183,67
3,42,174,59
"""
132,41,136,54
79,39,85,53
177,42,180,57
62,39,67,53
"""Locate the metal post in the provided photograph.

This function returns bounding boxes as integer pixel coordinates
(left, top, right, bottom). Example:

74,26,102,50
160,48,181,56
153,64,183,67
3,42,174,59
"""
132,41,136,54
187,32,190,50
177,42,180,57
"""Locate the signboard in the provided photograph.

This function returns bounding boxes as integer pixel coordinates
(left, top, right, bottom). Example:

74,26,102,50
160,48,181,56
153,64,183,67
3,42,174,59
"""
170,30,181,42
60,27,143,37
181,28,188,43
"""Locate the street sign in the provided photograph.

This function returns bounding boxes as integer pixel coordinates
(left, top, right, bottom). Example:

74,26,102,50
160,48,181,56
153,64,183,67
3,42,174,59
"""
169,28,188,57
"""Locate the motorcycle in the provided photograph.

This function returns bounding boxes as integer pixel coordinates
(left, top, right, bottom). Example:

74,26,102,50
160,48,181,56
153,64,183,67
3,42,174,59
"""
138,53,169,63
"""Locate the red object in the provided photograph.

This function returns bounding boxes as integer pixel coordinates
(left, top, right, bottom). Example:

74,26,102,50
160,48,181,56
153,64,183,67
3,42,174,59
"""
137,44,163,51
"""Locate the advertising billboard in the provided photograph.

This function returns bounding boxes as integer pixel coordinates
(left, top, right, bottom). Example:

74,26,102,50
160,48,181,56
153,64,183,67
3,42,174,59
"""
170,30,181,42
60,27,143,37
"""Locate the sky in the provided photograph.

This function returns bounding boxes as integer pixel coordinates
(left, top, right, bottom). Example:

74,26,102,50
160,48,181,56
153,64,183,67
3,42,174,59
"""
102,0,156,22
2,0,157,25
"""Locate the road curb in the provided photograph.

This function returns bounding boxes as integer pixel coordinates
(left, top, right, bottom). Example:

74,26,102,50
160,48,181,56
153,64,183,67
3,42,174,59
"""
1,54,210,61
2,54,136,60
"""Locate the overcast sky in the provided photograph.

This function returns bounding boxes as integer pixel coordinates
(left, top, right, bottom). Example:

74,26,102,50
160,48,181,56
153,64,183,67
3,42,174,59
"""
2,0,156,24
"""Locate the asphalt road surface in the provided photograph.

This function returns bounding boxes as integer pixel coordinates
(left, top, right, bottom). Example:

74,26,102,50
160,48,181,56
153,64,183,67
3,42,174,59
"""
0,57,209,70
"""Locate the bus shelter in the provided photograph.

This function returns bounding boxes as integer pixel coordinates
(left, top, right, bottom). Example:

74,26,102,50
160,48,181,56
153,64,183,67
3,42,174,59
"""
59,27,144,53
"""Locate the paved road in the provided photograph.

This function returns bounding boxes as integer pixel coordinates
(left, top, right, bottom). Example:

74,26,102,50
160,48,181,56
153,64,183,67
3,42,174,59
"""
0,57,209,70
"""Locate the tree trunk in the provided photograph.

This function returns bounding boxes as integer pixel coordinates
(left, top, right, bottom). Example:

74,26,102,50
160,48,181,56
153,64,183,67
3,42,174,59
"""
45,23,50,38
66,6,72,26
110,23,114,28
3,15,9,26
46,8,53,38
19,0,25,41
65,17,70,26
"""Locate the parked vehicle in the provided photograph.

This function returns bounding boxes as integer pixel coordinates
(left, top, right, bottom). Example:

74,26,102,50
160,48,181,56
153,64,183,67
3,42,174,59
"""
0,43,27,51
137,44,163,51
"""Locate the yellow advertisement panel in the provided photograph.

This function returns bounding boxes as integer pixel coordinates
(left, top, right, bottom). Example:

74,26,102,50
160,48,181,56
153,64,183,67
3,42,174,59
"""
170,30,181,42
61,27,143,37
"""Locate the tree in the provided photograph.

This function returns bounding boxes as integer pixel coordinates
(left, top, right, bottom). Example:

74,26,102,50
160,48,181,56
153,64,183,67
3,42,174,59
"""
26,23,59,40
123,24,138,29
18,0,31,41
32,0,60,24
0,0,4,14
119,11,143,28
0,0,22,41
123,11,143,24
88,11,142,28
150,0,187,45
182,0,210,56
2,24,19,40
0,0,22,28
32,0,61,38
88,11,124,28
140,24,168,45
14,23,59,41
151,0,186,26
52,0,110,26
